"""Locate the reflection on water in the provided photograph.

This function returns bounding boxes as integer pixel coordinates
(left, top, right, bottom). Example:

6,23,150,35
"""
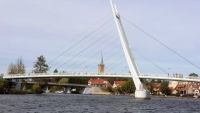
0,93,200,113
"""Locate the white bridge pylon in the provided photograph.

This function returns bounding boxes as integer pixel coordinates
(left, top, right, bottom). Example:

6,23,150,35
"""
110,0,150,99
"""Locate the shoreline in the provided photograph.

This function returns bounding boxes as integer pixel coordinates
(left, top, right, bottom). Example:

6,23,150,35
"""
150,95,200,99
92,92,200,99
2,92,200,100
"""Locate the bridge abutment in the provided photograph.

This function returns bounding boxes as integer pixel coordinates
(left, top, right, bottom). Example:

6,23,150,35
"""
78,88,86,94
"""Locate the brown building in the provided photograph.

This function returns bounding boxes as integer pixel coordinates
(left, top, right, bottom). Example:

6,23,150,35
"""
98,52,104,75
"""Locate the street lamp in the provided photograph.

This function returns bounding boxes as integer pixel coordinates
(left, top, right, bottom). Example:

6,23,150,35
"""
168,68,170,76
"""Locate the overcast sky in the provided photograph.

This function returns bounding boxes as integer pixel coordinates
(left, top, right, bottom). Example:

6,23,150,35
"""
0,0,200,76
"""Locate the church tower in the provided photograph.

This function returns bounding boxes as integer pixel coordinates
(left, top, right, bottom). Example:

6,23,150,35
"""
98,52,105,75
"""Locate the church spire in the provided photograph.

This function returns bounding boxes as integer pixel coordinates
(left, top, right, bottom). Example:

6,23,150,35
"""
98,51,104,75
100,51,103,64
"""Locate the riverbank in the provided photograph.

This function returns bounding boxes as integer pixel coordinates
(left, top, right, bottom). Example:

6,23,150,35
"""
150,94,200,99
92,92,200,99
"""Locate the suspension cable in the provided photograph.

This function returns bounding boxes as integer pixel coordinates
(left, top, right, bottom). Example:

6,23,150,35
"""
47,18,113,66
86,48,122,73
56,28,116,69
66,33,117,71
105,54,125,70
131,48,168,74
121,16,200,70
106,59,126,72
46,12,111,60
78,39,119,73
50,21,114,68
119,66,129,74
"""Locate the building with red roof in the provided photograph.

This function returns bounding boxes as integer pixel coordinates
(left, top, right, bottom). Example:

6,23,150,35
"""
88,78,111,87
175,83,193,95
112,81,125,88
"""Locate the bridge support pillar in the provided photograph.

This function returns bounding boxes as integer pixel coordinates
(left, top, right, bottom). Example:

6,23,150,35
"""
22,85,26,91
78,88,85,94
135,90,150,100
11,79,22,90
64,87,71,94
135,82,150,99
44,86,49,93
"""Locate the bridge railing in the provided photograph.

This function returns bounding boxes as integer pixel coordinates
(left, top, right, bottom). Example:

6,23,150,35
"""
6,74,27,76
139,74,200,80
139,74,167,77
186,76,200,79
4,73,132,77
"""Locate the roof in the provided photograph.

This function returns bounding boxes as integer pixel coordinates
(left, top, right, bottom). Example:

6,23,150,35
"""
88,78,111,86
88,78,94,83
113,81,125,87
175,84,191,92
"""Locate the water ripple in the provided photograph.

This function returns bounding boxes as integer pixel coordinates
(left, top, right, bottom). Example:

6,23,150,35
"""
0,94,200,113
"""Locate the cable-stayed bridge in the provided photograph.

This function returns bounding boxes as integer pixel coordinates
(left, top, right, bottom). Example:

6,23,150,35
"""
4,0,199,99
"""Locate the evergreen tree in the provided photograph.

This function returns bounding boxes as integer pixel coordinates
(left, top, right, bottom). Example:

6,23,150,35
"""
68,78,89,84
121,79,135,93
33,55,49,73
189,73,198,77
32,55,49,84
54,69,58,73
160,80,171,95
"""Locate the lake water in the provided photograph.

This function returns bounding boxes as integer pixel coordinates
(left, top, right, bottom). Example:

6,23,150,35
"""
0,93,200,113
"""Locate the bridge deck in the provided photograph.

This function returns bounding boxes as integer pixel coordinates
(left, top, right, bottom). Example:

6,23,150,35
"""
3,73,200,82
26,82,88,87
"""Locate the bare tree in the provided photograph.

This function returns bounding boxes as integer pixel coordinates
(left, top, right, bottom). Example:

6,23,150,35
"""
16,57,26,74
8,63,17,74
7,57,25,74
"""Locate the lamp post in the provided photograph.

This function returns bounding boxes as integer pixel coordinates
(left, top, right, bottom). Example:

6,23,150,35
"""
168,68,170,76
